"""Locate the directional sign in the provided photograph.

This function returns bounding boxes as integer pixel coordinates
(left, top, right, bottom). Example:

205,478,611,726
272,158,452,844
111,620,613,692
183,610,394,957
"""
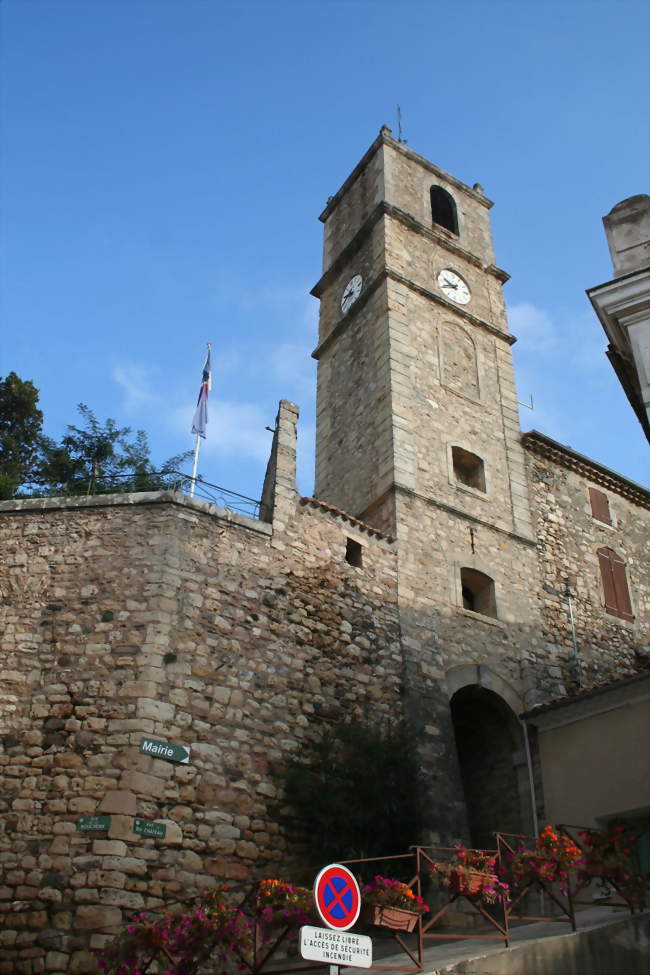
76,815,111,832
134,818,166,839
139,737,190,764
300,926,372,968
313,863,361,932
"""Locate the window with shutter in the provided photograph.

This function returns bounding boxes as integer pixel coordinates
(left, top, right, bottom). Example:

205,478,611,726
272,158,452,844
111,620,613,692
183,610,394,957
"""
597,547,634,621
589,487,612,525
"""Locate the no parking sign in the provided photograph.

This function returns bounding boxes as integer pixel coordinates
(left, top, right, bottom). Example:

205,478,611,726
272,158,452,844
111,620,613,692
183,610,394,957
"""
313,863,361,931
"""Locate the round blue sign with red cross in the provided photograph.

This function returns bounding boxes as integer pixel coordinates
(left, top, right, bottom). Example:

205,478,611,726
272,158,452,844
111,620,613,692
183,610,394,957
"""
313,863,361,931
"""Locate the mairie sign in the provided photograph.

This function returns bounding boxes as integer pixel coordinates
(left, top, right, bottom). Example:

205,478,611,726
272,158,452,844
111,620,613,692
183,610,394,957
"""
300,926,372,968
134,818,166,839
139,737,190,764
76,815,111,832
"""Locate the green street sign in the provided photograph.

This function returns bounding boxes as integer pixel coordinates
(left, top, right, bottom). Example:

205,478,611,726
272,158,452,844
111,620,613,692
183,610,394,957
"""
76,815,111,832
134,818,166,839
139,736,190,764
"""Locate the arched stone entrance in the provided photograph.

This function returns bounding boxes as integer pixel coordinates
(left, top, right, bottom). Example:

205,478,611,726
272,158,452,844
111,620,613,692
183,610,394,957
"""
446,668,533,849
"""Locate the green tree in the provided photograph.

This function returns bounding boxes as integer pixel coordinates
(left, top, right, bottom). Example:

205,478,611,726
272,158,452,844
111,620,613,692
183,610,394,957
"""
33,404,191,496
283,717,425,868
0,373,44,499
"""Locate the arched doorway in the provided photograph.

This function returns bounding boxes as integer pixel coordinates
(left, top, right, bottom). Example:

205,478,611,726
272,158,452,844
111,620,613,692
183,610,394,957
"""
450,684,527,849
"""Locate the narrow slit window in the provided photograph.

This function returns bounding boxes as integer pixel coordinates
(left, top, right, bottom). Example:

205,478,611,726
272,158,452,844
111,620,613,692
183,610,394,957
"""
452,447,486,492
345,538,363,568
431,185,459,235
460,568,497,618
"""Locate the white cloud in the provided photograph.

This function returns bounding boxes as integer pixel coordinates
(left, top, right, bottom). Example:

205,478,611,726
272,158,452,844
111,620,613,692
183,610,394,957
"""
112,362,157,410
172,399,273,462
508,302,558,352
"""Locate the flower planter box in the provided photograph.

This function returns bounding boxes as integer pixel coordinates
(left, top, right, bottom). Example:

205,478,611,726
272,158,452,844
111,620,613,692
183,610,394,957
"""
367,905,420,932
448,870,492,897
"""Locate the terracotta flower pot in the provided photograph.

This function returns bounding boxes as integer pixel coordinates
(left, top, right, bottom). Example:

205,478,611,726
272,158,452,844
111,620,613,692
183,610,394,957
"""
367,905,420,932
448,870,489,896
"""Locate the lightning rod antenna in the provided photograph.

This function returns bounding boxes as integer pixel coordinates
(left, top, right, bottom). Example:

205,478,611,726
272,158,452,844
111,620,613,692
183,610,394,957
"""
397,105,407,144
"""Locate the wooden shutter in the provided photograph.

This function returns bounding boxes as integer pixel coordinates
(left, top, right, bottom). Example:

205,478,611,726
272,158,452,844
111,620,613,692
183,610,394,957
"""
598,547,634,621
611,552,634,620
589,487,611,525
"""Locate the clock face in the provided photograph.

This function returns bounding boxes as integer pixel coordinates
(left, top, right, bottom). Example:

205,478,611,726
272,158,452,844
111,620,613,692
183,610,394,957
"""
340,274,363,314
437,269,471,305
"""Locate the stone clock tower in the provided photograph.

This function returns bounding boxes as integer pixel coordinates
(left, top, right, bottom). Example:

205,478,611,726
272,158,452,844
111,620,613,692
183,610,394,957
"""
312,126,543,840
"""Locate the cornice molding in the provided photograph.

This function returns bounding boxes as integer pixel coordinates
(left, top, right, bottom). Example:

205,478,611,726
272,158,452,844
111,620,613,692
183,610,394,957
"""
318,127,493,224
386,269,516,344
311,202,384,298
392,483,537,546
312,265,515,361
311,271,385,360
357,484,536,547
299,496,396,543
522,430,650,508
311,265,514,361
311,201,508,299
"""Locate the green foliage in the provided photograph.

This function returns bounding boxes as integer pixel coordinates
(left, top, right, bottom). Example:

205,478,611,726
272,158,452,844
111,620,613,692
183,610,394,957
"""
32,404,191,496
0,373,43,499
283,717,425,866
0,373,191,498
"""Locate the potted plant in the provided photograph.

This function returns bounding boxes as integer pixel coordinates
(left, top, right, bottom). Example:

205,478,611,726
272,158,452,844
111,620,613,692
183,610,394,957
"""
430,847,509,904
509,826,584,894
578,825,646,905
579,824,636,879
96,885,252,975
362,875,429,932
253,878,315,929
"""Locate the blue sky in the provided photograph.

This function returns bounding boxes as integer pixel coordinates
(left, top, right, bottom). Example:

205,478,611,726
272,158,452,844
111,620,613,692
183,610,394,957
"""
1,0,649,501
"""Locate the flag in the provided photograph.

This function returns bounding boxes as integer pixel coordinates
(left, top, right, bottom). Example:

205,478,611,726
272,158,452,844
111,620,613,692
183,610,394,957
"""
191,347,211,438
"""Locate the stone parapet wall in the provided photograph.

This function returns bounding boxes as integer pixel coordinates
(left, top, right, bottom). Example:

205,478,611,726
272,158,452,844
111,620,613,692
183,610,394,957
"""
0,492,401,973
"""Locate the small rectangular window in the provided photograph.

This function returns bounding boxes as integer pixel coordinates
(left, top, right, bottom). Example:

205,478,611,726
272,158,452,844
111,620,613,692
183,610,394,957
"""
589,487,612,525
452,447,486,492
460,567,496,618
345,538,363,568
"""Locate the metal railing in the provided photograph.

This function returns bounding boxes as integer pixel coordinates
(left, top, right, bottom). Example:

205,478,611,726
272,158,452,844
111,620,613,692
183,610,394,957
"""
19,470,262,520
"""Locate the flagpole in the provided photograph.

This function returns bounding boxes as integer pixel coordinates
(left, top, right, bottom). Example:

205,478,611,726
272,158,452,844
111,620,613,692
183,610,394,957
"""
190,432,201,498
189,342,211,499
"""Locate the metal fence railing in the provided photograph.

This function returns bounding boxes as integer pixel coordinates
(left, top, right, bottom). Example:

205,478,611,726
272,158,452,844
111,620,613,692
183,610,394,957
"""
19,471,262,520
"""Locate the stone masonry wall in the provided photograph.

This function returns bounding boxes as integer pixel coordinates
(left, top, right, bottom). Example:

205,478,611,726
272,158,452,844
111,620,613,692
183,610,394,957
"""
0,400,648,975
0,480,401,972
524,439,650,693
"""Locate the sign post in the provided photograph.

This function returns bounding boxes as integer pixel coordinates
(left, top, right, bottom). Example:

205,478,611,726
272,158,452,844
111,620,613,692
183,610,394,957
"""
300,863,372,970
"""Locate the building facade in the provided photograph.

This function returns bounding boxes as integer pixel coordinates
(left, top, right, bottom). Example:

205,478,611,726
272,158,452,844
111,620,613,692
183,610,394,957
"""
588,194,650,443
0,129,648,973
